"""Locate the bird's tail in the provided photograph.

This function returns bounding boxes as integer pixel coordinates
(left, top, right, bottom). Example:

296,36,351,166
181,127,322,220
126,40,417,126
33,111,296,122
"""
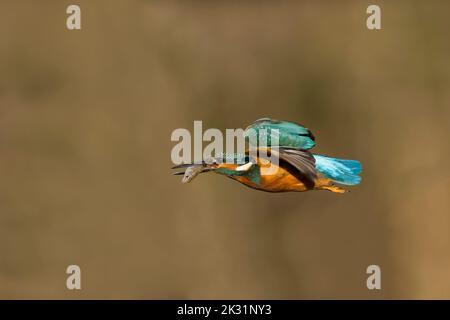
313,154,362,186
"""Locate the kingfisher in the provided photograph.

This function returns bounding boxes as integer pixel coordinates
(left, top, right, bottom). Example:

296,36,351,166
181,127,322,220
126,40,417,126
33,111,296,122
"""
172,118,362,193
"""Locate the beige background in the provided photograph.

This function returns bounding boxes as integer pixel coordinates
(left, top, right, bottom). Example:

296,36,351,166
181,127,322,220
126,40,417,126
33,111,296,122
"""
0,0,449,299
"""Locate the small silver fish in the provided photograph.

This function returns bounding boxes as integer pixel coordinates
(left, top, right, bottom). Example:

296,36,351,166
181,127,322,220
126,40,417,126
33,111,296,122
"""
181,165,204,183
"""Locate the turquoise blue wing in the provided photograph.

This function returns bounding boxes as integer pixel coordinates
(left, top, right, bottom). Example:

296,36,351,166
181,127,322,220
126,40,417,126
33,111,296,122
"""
244,118,316,150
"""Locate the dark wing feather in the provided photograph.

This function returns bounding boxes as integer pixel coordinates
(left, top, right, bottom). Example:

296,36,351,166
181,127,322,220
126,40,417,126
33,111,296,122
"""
274,147,317,189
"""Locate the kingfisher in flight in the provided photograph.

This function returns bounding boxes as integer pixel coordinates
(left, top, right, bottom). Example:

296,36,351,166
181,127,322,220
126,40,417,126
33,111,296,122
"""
172,118,362,193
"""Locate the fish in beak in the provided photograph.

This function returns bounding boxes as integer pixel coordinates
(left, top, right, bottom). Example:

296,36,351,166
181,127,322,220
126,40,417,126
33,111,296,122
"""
172,163,213,183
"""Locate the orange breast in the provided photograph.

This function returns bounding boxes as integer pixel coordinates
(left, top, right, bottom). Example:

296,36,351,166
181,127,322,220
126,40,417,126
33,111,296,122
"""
217,160,344,193
236,161,308,192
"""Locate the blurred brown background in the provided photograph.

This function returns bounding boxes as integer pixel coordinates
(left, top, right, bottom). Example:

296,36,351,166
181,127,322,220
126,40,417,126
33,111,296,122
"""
0,0,449,299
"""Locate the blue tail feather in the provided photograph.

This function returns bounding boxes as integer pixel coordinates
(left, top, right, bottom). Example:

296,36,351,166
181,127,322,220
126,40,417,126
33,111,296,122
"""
313,154,362,186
